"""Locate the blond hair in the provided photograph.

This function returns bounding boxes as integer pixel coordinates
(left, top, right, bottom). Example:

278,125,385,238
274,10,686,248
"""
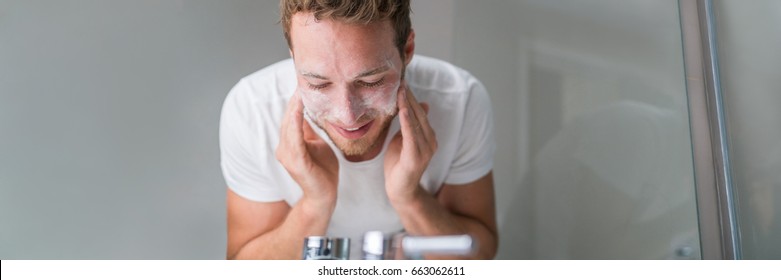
280,0,412,61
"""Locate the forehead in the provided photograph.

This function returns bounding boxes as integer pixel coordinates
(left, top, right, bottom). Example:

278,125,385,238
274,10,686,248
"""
289,12,395,46
289,12,399,74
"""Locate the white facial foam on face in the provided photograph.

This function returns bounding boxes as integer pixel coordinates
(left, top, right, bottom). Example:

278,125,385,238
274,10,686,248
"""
356,58,400,119
300,88,331,122
302,85,397,126
300,87,360,126
362,80,398,116
300,59,400,126
300,81,400,125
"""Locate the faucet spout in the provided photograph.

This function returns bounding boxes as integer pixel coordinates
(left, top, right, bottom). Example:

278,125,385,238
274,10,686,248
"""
361,231,476,260
401,234,475,259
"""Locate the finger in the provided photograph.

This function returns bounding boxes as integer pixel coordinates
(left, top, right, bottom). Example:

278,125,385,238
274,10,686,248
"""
417,103,432,141
280,92,296,135
397,85,418,150
403,85,435,145
301,112,319,142
405,87,432,136
286,91,306,151
404,87,429,127
420,103,430,115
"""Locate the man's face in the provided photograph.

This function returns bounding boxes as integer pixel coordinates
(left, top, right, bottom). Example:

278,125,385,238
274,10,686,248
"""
290,12,404,157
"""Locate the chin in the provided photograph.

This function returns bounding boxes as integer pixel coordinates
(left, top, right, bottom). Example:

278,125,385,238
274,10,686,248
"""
328,122,384,156
322,111,397,157
338,138,377,156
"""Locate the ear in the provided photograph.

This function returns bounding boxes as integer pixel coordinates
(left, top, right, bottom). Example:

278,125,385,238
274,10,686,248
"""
403,29,415,66
289,49,294,58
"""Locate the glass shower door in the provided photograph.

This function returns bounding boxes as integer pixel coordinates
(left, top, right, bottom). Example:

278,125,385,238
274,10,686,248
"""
714,0,781,259
522,0,700,259
450,0,702,259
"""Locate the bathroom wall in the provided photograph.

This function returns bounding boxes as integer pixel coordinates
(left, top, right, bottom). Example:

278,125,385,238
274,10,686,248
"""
0,0,289,259
0,0,509,259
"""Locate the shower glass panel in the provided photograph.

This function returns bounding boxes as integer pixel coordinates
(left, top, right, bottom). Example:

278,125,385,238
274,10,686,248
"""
714,0,781,259
450,0,702,259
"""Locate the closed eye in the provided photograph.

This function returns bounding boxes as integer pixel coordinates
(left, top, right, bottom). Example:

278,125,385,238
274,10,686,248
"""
307,83,329,90
357,78,385,88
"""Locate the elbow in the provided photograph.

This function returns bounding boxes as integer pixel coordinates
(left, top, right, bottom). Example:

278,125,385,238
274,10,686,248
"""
475,227,498,259
226,249,239,260
477,238,498,260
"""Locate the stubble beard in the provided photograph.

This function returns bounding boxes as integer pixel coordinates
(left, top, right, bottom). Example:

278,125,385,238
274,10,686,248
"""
312,107,398,157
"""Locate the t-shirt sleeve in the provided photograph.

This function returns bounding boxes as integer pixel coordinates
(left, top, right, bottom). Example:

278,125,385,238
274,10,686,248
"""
219,79,285,202
444,78,496,185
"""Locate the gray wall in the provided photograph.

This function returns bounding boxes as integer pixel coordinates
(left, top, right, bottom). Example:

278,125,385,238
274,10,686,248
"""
1,0,287,259
0,0,495,259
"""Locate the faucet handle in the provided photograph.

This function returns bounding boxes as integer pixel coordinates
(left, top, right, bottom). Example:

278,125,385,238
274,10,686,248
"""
302,236,350,260
361,231,400,260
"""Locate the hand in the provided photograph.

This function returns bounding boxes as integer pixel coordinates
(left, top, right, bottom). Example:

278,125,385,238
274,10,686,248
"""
384,82,437,204
276,90,339,207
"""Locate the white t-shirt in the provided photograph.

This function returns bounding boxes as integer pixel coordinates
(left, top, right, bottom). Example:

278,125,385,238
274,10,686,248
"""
219,55,495,259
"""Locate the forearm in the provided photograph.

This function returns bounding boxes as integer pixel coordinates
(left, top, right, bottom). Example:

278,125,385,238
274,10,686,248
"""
231,197,334,260
391,188,498,259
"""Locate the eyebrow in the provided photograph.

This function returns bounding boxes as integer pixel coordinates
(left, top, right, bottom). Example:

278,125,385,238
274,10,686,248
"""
354,65,390,79
300,65,390,80
301,71,328,80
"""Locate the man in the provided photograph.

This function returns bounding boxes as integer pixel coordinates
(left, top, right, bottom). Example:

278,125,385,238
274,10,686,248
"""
220,0,497,259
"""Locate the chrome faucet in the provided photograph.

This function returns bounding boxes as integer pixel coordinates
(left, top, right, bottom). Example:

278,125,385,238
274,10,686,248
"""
303,231,476,260
302,236,350,260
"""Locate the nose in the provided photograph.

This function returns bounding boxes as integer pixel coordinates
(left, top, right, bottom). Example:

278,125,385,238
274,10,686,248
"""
332,87,365,125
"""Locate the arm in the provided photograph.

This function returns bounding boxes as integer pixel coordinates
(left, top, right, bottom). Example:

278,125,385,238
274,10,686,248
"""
226,189,334,259
226,91,339,259
384,84,497,259
392,172,498,259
